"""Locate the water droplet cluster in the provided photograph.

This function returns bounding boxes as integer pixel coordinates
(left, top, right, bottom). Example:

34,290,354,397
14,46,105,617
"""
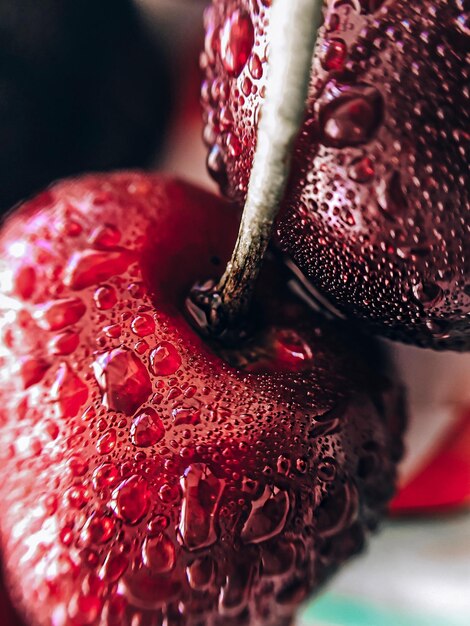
201,1,265,196
0,173,404,625
202,0,470,349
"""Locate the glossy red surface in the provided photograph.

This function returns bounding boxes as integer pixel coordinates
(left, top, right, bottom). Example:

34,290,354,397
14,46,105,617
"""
201,0,469,349
0,173,404,625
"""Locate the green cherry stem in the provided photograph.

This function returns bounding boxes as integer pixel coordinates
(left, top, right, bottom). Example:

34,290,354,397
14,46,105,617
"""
211,0,323,333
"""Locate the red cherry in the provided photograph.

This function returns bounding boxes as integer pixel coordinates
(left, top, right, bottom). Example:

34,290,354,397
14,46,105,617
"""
202,0,469,350
0,172,404,625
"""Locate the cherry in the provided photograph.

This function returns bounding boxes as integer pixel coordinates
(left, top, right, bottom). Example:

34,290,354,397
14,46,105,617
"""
0,172,404,626
201,0,469,350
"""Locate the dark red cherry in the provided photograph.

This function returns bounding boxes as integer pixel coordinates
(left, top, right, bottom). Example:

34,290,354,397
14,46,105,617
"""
201,0,469,350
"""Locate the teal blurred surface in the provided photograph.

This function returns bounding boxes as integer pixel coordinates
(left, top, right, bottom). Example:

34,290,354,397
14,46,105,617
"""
298,514,470,626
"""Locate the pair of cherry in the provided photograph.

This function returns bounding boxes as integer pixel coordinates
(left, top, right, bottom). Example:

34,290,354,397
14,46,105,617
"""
0,1,466,625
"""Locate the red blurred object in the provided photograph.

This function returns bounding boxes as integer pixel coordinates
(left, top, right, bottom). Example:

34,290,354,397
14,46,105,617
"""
0,570,25,626
391,410,470,515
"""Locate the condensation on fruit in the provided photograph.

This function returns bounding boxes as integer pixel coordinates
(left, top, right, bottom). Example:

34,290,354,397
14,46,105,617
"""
220,10,254,77
0,173,404,625
316,81,384,148
93,348,152,415
130,408,165,448
202,0,470,349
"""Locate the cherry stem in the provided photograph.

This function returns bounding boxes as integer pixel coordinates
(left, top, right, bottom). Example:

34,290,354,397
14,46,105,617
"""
197,0,323,336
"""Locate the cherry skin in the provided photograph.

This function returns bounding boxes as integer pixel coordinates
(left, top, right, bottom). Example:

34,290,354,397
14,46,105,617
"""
201,0,469,350
0,172,404,626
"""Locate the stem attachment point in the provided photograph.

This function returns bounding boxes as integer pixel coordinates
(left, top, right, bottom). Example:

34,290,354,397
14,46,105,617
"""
188,0,324,340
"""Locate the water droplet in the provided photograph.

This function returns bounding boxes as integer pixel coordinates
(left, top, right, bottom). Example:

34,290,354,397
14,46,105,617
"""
111,475,150,525
172,407,201,427
68,593,102,625
90,224,121,249
207,144,228,190
131,314,155,337
60,525,74,547
68,455,88,477
94,285,117,310
142,533,176,573
348,155,375,183
316,482,359,538
128,282,145,299
455,11,470,37
149,341,182,377
277,455,291,475
186,556,215,590
321,38,347,71
275,576,308,607
241,75,252,96
326,11,340,32
218,553,256,617
64,249,135,290
51,363,88,418
204,16,220,65
220,10,254,77
93,463,120,490
122,569,181,610
241,485,290,544
135,340,149,355
226,132,242,157
105,595,127,624
103,324,121,339
130,408,165,448
44,420,59,440
93,348,152,415
96,429,117,455
102,552,128,583
249,53,263,79
261,540,296,578
49,330,80,356
160,483,181,504
425,318,450,340
62,219,83,237
20,357,49,389
35,298,86,331
378,171,408,213
219,105,234,130
82,406,96,421
412,281,444,308
318,457,338,482
318,81,384,148
82,514,116,545
179,463,225,551
360,0,386,13
273,329,313,370
148,514,169,535
65,485,89,509
14,266,36,300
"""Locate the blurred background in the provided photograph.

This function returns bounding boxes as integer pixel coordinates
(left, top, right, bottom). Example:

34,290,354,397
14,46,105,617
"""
0,1,469,624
